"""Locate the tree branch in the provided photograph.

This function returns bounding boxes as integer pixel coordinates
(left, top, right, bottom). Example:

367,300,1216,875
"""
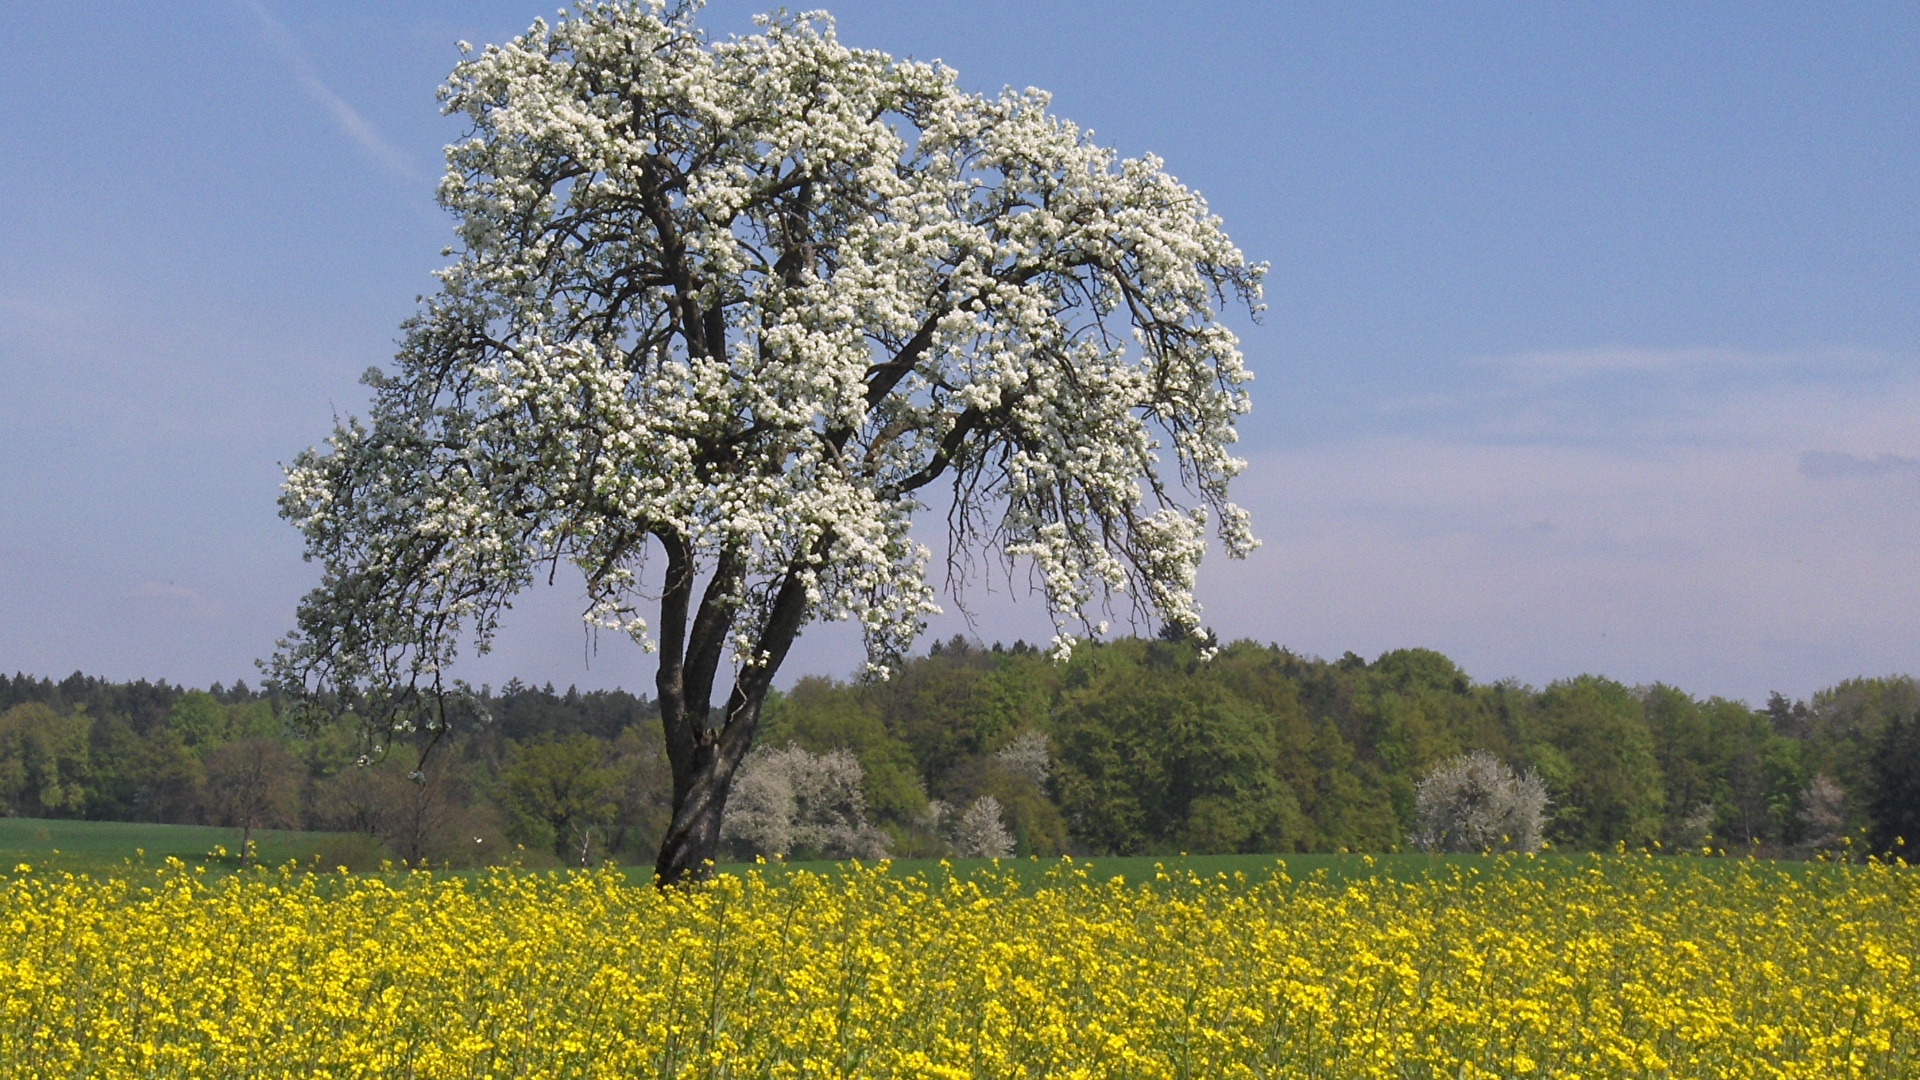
716,532,830,761
681,545,744,734
861,311,941,412
650,526,698,777
884,405,989,499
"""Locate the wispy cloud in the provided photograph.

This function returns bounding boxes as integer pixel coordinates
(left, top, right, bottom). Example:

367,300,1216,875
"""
1800,450,1920,481
1475,346,1777,378
1369,345,1918,448
240,1,426,183
1462,346,1897,405
135,581,224,618
1176,346,1920,701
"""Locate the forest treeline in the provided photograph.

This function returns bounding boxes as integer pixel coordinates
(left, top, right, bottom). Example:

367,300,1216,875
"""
2,637,1917,865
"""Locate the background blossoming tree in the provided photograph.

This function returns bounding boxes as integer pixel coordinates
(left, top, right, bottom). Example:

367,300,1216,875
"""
271,1,1263,884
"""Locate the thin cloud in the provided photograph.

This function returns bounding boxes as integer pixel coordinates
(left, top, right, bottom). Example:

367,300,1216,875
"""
1800,450,1920,481
1480,346,1764,376
1193,430,1920,702
240,1,426,183
1467,345,1889,387
1369,345,1919,451
135,581,223,617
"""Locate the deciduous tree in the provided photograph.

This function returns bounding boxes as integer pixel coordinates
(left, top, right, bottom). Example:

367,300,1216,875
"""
1532,676,1665,849
270,2,1262,882
0,703,92,818
498,734,619,864
1409,750,1549,854
202,738,302,865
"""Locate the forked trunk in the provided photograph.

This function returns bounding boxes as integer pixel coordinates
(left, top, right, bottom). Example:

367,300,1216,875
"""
648,529,819,887
653,692,766,887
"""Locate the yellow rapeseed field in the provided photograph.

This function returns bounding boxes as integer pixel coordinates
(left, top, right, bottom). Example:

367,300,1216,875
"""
0,854,1913,1078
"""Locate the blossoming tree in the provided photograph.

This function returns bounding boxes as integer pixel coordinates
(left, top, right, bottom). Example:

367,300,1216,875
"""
272,1,1263,883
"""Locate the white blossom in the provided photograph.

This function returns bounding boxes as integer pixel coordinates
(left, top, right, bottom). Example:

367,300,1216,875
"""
1798,773,1849,857
994,730,1051,790
1409,751,1550,855
950,795,1015,859
720,743,889,860
270,1,1262,784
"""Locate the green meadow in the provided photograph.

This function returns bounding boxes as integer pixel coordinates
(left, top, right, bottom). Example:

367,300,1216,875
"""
0,817,349,874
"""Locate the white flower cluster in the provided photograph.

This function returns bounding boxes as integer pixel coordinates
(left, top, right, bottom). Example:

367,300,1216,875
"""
719,743,889,860
1409,750,1551,855
994,729,1051,790
272,1,1262,708
948,795,1015,859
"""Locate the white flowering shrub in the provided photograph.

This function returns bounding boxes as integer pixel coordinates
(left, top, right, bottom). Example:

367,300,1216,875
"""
1670,802,1718,851
923,798,952,838
950,795,1015,859
1410,751,1550,855
270,2,1261,882
720,744,889,861
717,748,797,859
1798,773,1849,856
995,730,1052,791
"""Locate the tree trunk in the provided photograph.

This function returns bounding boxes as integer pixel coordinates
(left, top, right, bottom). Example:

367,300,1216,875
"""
653,747,729,885
649,530,822,887
653,681,777,885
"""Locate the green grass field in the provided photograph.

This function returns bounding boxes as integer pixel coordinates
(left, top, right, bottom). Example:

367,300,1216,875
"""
697,847,1827,892
0,817,350,874
701,851,1462,888
0,816,1825,889
0,819,1403,883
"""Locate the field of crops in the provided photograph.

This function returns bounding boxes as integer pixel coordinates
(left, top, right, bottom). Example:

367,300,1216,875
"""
1,853,1914,1078
0,817,349,876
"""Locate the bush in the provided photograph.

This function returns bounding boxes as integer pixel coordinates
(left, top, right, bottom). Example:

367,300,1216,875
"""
948,795,1015,858
1410,751,1549,854
720,745,889,861
1798,773,1849,857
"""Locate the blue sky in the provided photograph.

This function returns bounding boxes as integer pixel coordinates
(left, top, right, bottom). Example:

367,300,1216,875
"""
2,2,1916,703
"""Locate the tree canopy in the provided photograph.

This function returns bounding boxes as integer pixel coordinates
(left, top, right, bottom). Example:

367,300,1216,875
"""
269,2,1263,881
2,650,1913,862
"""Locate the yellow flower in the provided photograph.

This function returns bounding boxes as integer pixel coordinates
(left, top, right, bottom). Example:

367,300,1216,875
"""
0,854,1912,1077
